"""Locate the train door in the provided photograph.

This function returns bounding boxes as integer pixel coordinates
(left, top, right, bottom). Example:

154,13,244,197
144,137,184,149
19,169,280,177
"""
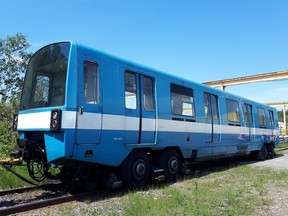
244,103,254,141
76,56,102,144
124,71,156,144
204,93,220,143
268,110,275,134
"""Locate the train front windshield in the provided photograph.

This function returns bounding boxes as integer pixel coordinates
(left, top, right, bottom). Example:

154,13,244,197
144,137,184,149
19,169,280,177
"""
20,42,70,110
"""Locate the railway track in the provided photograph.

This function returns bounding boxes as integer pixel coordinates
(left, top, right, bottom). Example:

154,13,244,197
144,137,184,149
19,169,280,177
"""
0,186,38,197
0,183,71,215
0,190,97,215
0,183,119,215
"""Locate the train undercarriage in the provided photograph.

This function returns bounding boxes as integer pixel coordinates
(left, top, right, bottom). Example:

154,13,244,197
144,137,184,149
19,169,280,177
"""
1,140,277,189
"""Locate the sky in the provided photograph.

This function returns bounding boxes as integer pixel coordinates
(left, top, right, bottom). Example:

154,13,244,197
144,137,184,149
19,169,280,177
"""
1,0,288,108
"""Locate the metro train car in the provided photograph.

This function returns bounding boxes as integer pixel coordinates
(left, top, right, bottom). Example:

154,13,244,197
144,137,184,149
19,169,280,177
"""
10,41,279,188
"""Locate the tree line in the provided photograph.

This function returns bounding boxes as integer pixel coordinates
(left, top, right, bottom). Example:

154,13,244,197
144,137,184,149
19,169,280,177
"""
0,33,32,157
277,110,288,123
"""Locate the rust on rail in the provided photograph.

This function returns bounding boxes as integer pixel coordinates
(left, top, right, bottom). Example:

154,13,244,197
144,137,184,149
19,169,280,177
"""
0,157,22,165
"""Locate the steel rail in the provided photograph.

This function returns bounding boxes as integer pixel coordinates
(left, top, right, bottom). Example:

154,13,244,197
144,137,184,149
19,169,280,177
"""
0,182,63,197
0,186,38,196
0,190,98,215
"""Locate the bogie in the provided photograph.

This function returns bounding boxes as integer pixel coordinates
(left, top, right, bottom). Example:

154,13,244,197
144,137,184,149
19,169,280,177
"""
256,144,268,160
120,150,151,189
253,143,276,161
158,149,181,182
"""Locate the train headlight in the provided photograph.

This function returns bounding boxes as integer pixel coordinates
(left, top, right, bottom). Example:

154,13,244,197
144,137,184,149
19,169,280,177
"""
50,109,62,131
12,114,18,131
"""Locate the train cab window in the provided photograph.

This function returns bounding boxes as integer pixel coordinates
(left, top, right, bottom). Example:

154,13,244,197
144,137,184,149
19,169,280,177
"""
125,72,137,109
170,84,195,116
143,76,154,112
204,93,219,120
257,107,267,127
268,110,274,127
226,99,240,122
33,75,50,107
20,42,69,110
84,60,99,104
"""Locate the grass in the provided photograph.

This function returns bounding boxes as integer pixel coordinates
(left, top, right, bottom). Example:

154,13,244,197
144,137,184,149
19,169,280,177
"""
276,142,288,149
121,167,273,216
2,144,288,215
0,164,53,189
275,142,288,155
0,165,34,189
57,165,288,216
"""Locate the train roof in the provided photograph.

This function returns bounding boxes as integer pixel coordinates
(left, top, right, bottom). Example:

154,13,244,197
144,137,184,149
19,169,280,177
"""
74,42,217,87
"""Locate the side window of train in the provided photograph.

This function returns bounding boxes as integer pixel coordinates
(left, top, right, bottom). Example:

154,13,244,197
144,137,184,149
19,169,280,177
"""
226,99,240,122
268,110,274,127
125,72,137,109
84,60,99,104
143,76,155,112
204,93,219,120
170,84,195,116
257,107,267,128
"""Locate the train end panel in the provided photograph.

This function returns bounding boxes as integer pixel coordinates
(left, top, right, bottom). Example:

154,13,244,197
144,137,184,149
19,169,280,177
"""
43,131,74,163
16,110,76,164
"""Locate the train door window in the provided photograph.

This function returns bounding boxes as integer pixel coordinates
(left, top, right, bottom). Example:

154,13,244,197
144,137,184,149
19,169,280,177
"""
84,60,99,104
244,104,253,125
125,72,137,109
34,75,50,107
268,110,274,127
204,93,210,118
226,99,240,122
204,93,219,120
211,94,219,120
257,107,267,127
170,84,195,116
143,76,154,112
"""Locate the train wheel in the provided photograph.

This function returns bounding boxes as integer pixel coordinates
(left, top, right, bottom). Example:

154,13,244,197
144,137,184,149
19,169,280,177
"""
256,144,268,160
266,143,275,159
120,150,150,189
158,149,181,182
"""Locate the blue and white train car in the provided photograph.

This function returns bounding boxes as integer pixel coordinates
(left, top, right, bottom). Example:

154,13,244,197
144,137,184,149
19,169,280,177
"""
13,41,279,188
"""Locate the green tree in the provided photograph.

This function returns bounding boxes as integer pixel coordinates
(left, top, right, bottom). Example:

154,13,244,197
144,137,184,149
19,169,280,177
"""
0,33,32,103
0,33,32,157
277,110,288,123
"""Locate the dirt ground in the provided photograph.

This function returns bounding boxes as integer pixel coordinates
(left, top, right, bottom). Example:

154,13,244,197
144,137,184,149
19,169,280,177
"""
249,149,288,170
248,149,288,215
